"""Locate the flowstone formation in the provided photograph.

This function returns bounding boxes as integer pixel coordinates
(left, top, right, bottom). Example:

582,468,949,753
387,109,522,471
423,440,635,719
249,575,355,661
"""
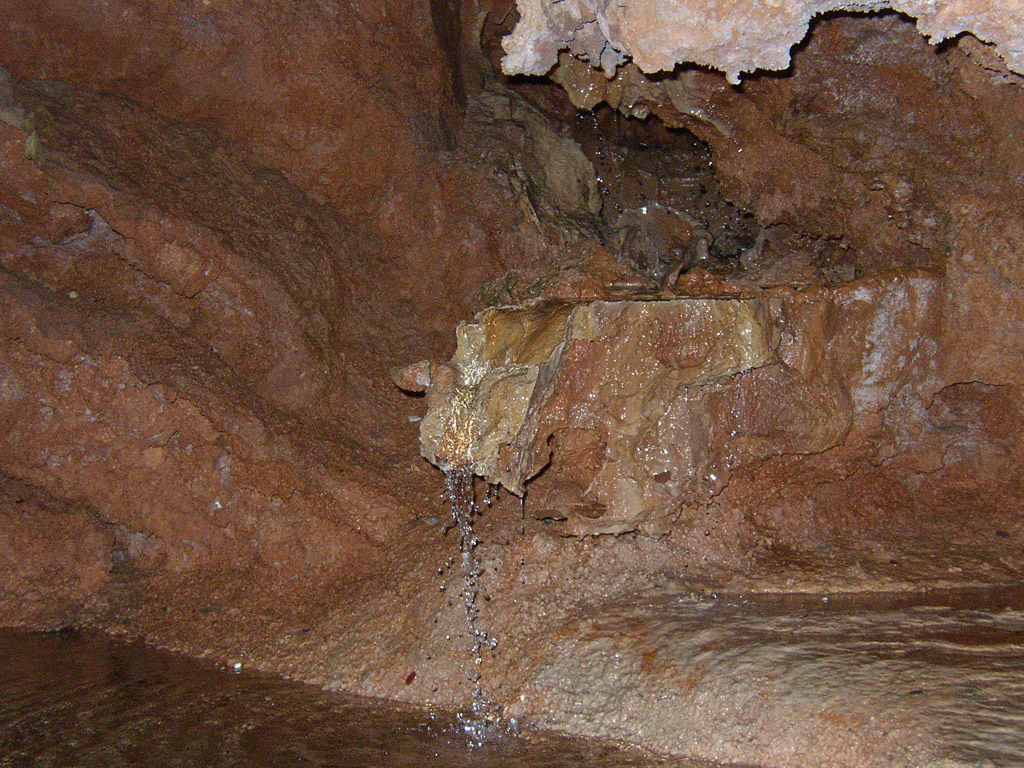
397,271,944,536
398,296,771,533
501,0,1024,83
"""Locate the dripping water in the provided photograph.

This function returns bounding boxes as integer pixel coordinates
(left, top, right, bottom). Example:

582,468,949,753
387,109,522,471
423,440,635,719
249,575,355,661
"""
483,483,497,508
443,468,501,745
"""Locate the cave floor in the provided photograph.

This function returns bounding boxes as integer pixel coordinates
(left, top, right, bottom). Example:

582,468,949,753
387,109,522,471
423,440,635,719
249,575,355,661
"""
56,497,1024,768
0,627,708,768
508,583,1024,767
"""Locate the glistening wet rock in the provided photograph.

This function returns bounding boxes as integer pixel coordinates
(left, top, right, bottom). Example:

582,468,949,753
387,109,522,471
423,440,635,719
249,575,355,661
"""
398,272,946,536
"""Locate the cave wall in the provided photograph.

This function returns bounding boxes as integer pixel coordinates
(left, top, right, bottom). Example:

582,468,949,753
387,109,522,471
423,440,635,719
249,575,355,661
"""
0,0,516,626
393,7,1024,551
491,11,1024,541
1,0,572,348
0,3,1022,756
516,11,1024,382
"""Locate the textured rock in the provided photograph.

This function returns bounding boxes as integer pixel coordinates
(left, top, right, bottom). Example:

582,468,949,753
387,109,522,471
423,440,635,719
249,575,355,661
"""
523,14,1024,282
458,87,605,238
0,481,113,627
0,64,425,619
502,588,1024,767
0,0,575,366
502,0,1024,84
402,270,951,535
402,296,771,490
0,0,455,210
2,3,1024,765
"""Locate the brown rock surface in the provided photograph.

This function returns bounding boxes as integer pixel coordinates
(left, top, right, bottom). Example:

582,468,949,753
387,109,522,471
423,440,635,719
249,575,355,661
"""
1,2,1023,766
406,268,1021,544
403,294,776,532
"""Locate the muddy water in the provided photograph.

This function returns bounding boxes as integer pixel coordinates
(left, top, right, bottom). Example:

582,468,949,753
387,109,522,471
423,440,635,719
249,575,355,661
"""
0,628,691,768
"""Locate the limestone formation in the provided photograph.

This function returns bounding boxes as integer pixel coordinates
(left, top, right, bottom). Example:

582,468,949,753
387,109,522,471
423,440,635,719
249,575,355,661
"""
502,0,1024,84
400,271,943,535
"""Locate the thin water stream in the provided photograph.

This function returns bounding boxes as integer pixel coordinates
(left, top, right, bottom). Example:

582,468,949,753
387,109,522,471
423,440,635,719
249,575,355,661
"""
443,468,500,740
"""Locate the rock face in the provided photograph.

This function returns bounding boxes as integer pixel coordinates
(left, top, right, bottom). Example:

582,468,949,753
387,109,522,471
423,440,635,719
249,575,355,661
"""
2,2,1024,766
0,0,518,630
401,271,951,535
401,297,772,529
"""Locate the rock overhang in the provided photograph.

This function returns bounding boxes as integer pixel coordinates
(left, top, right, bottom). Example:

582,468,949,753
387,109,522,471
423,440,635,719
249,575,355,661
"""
500,0,1024,85
397,271,945,536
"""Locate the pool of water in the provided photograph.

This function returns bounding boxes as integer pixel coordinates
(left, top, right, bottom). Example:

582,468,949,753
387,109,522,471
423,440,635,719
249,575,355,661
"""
0,628,696,768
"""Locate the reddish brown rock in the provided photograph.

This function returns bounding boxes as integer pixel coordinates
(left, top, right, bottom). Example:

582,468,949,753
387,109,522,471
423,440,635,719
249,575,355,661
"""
0,63,433,622
0,3,1023,766
0,481,112,628
403,271,961,537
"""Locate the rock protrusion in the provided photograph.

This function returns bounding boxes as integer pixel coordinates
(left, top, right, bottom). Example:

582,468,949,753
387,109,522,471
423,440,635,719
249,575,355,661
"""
398,296,776,533
400,272,946,535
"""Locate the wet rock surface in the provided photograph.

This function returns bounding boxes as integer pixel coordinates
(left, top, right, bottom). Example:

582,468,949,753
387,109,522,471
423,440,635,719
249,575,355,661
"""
403,268,1022,548
1,2,1023,766
507,586,1024,767
401,294,775,533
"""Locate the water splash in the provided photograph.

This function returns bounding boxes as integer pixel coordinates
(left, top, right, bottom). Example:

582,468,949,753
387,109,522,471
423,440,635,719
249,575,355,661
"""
443,468,500,745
